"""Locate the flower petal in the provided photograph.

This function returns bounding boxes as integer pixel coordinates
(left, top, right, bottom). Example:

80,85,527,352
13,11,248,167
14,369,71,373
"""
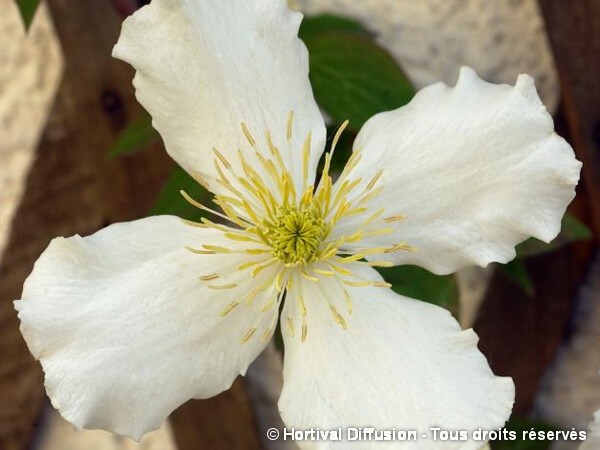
15,216,279,440
279,265,514,449
333,67,581,275
112,0,326,193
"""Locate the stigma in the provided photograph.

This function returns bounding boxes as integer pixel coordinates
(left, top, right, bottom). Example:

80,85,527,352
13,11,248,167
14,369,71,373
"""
265,203,330,266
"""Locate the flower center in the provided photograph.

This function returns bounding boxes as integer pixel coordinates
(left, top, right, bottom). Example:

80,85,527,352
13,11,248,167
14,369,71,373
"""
183,114,415,343
267,203,330,266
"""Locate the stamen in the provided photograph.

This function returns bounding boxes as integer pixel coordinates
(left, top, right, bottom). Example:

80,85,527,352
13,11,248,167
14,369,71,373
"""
275,271,285,291
286,111,294,140
384,243,416,253
220,301,240,317
208,283,238,290
182,113,413,337
203,245,234,253
245,248,271,255
330,120,350,158
261,295,277,312
244,288,261,306
213,147,231,169
330,305,347,329
241,326,257,343
361,208,387,228
237,257,274,271
241,122,256,148
302,132,312,184
343,280,373,287
261,327,273,342
199,273,220,281
201,217,232,232
298,295,307,317
191,171,211,190
182,219,209,228
185,246,215,255
343,289,353,314
365,260,394,268
336,254,365,263
266,130,277,155
343,280,391,288
327,263,352,276
287,317,295,337
314,269,335,276
363,228,395,237
301,270,319,282
180,190,249,227
366,170,383,191
224,232,262,243
384,214,407,223
251,260,276,277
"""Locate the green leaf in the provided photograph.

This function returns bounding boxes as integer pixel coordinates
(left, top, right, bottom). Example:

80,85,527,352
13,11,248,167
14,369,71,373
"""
16,0,40,30
299,14,369,41
516,212,592,258
304,32,414,131
377,265,458,312
152,165,211,220
491,418,560,450
498,259,535,296
110,113,159,158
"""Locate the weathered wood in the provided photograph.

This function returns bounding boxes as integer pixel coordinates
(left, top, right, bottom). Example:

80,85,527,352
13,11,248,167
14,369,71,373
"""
170,379,263,450
472,0,600,418
537,0,600,236
474,249,578,415
0,1,265,448
0,0,258,450
0,1,171,448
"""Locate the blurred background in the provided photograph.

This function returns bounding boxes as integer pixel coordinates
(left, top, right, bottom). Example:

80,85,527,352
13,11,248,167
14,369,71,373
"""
1,0,599,449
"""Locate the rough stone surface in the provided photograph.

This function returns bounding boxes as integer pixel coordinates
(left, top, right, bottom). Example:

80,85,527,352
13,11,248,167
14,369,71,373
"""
533,254,600,450
36,408,176,450
456,266,494,328
0,0,63,263
294,0,559,111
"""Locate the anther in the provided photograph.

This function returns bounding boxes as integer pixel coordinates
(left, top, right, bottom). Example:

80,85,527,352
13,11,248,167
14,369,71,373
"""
241,122,256,148
241,327,257,343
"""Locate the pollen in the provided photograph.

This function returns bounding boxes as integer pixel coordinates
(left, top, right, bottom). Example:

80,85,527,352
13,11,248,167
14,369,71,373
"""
266,203,330,266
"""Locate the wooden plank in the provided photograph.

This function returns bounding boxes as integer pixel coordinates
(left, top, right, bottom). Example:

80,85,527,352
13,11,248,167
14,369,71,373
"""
474,249,577,415
537,0,600,236
0,1,264,448
170,379,263,450
0,1,172,448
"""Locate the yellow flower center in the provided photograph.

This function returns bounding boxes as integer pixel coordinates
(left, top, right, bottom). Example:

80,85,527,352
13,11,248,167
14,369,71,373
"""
266,203,330,266
182,112,415,344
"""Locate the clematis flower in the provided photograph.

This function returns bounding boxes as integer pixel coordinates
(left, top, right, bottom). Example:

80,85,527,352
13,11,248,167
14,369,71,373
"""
15,0,580,448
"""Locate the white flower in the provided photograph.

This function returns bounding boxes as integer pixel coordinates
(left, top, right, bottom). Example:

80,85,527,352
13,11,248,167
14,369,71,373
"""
15,0,580,448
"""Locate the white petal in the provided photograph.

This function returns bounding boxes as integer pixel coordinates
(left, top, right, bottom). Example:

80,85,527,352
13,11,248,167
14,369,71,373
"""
582,410,600,450
113,0,326,193
334,67,581,275
15,216,279,440
279,265,514,450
